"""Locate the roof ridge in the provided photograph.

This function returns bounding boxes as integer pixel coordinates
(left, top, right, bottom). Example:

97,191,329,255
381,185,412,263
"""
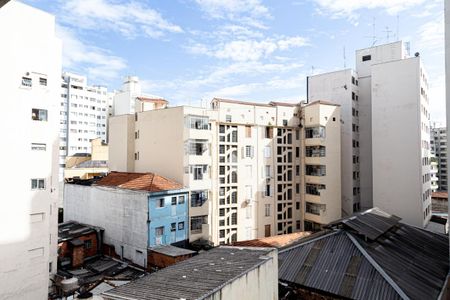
345,232,410,300
278,230,340,254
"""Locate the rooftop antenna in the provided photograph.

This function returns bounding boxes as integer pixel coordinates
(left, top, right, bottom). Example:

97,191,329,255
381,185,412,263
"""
364,17,377,47
343,46,346,68
383,26,393,43
396,14,400,41
311,66,315,75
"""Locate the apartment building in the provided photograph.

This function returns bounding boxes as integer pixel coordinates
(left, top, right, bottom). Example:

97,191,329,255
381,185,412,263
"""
59,72,108,181
308,69,361,216
109,98,341,245
309,41,432,228
431,126,448,191
0,2,61,299
113,76,168,116
430,155,439,192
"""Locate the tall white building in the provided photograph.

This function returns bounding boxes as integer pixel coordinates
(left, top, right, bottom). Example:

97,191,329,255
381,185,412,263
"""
59,72,108,181
309,41,432,228
113,76,168,116
109,99,341,245
0,1,61,298
431,126,448,190
308,69,361,216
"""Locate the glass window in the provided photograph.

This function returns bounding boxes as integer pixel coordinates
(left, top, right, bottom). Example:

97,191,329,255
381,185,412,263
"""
171,197,177,205
155,226,164,236
31,109,48,121
178,195,185,204
171,223,176,231
31,178,45,190
178,222,185,230
156,198,164,208
22,77,32,87
305,126,325,139
187,115,209,130
31,143,46,151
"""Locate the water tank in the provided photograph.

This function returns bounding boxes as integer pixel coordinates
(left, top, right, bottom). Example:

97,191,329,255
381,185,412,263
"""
61,277,79,292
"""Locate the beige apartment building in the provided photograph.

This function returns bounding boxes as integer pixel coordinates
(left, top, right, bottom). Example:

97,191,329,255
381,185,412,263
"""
108,98,341,245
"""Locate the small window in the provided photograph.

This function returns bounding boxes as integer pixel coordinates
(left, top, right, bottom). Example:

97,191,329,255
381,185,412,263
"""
171,223,176,231
178,195,185,205
362,55,371,62
84,240,92,249
283,120,288,126
22,77,32,87
226,115,232,122
171,197,177,205
31,143,46,151
31,109,48,121
178,222,185,230
39,77,47,86
156,198,164,208
31,178,45,190
155,226,164,236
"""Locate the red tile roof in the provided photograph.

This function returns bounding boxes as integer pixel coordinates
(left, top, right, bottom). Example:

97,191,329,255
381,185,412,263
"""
136,96,168,104
95,172,183,192
231,232,311,248
432,192,448,200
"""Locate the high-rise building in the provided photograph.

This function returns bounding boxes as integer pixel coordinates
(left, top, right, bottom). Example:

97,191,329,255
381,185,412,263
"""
113,76,168,116
308,69,361,216
431,126,448,191
59,72,108,181
0,1,61,298
309,41,432,228
108,98,341,245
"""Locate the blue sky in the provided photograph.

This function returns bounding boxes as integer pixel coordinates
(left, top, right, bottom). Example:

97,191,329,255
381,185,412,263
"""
24,0,445,123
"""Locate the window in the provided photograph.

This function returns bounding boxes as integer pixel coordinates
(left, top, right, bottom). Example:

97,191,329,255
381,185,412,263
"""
305,165,326,176
171,197,177,205
191,215,207,233
187,115,209,130
245,146,254,158
305,126,325,138
265,127,273,138
226,115,232,122
191,190,208,207
296,183,300,194
306,183,326,196
171,223,176,231
283,119,288,126
31,143,46,151
84,240,92,249
305,146,325,157
265,184,271,197
22,77,32,87
155,226,164,236
265,165,271,178
31,178,45,190
264,146,271,158
296,165,300,176
178,195,185,204
265,225,271,237
265,204,271,217
134,152,139,160
156,198,164,208
245,126,252,138
31,109,48,121
306,202,322,215
178,222,185,230
362,55,371,61
231,213,237,225
295,129,300,140
219,230,225,238
39,77,47,86
219,208,225,216
295,147,300,158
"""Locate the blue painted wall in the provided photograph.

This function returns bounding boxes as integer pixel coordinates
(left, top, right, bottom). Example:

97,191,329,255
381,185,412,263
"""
148,189,189,248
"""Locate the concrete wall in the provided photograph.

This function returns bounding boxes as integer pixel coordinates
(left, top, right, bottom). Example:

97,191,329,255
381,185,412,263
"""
206,248,278,300
108,114,135,172
64,184,148,268
372,57,431,227
0,2,61,299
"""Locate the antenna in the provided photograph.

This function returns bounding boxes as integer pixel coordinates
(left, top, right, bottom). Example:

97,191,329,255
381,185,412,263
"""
383,26,393,43
364,17,377,46
311,66,315,75
396,14,400,41
343,46,346,68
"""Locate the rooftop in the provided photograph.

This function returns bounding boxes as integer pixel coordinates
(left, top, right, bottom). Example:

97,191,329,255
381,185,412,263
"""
73,160,108,169
136,96,168,103
432,191,448,200
304,99,340,107
95,171,184,192
58,221,104,243
149,245,196,257
212,97,299,108
279,208,449,300
232,232,311,248
103,247,275,300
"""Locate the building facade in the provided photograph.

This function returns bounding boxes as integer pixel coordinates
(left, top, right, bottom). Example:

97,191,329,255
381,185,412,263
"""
108,99,341,245
431,126,448,191
59,72,109,181
64,172,189,268
308,69,361,216
0,2,61,299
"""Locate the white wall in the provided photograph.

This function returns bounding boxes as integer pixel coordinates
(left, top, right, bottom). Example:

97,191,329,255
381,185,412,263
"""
0,2,61,299
372,57,431,227
108,115,135,172
64,184,149,267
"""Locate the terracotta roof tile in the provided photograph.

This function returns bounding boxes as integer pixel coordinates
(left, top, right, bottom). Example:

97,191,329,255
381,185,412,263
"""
95,171,183,192
136,96,168,103
432,191,448,199
231,232,311,248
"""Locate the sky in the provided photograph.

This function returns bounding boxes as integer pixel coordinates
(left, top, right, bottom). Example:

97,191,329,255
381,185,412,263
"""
23,0,446,123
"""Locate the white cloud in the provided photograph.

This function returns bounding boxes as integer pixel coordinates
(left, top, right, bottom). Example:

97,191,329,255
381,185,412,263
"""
187,36,309,62
313,0,426,19
61,0,183,39
56,25,127,82
417,13,444,55
195,0,270,28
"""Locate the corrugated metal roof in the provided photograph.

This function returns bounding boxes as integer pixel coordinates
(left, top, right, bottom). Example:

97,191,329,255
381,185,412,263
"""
103,247,274,300
279,208,449,300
